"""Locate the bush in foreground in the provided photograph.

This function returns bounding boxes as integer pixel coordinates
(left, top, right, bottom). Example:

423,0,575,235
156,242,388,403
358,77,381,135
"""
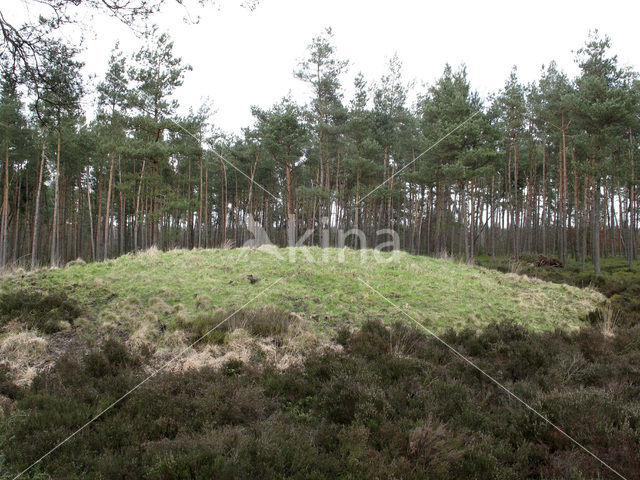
1,320,639,479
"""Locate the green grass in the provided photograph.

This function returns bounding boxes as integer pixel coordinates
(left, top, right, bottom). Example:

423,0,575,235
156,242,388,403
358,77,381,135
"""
0,247,604,333
475,253,640,326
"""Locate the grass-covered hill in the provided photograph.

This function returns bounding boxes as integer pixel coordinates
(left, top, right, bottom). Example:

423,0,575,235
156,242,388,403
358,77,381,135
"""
0,246,604,389
4,248,640,480
0,246,604,386
2,246,603,332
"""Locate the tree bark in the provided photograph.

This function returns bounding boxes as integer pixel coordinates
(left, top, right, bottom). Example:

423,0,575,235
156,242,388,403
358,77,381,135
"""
50,128,61,267
134,159,146,253
86,166,96,261
31,140,46,269
0,138,9,268
103,153,114,260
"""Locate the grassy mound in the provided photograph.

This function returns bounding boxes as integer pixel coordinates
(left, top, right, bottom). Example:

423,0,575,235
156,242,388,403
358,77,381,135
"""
0,249,630,479
1,247,603,333
477,254,640,326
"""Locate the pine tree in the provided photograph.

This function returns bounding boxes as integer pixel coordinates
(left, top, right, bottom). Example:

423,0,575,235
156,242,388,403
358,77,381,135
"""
0,69,29,268
128,27,192,249
252,98,308,237
35,43,83,267
572,32,632,274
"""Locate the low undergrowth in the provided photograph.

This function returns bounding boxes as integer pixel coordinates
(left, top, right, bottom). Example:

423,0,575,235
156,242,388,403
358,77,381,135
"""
178,306,296,345
0,289,82,334
1,320,639,479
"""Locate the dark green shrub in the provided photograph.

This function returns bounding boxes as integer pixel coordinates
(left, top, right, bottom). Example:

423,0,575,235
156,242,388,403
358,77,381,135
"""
0,289,82,333
0,364,22,400
2,319,640,479
222,358,243,376
236,307,293,337
335,324,351,346
348,319,391,358
189,312,229,344
186,307,294,345
85,339,140,377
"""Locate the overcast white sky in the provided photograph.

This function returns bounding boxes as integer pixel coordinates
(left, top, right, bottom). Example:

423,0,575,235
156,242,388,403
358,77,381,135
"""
9,0,640,133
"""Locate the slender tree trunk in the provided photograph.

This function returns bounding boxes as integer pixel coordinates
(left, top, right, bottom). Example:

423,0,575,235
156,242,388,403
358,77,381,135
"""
103,153,114,260
541,141,547,254
118,155,124,256
490,175,496,258
574,173,580,264
512,134,519,262
31,140,46,269
197,151,204,248
354,169,361,248
50,128,61,267
593,172,601,275
245,155,258,246
0,139,9,268
628,128,635,269
134,159,146,253
86,166,96,261
205,165,209,247
12,167,22,265
561,119,569,266
220,157,227,245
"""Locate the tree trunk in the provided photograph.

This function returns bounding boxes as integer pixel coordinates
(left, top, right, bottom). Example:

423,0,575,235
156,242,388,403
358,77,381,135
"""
0,138,9,268
541,141,547,254
86,166,96,261
628,128,635,269
103,153,114,260
50,128,61,267
512,134,519,262
31,140,46,269
12,167,22,264
118,155,124,255
197,151,204,248
285,162,293,231
593,175,601,275
134,159,146,253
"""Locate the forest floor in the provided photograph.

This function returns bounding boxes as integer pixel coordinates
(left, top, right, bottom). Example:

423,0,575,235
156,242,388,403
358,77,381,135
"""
2,248,639,479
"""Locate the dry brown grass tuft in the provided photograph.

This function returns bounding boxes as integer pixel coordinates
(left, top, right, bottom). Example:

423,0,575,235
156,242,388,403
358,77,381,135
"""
148,297,172,315
128,320,161,348
599,304,620,337
139,245,160,257
166,328,255,373
154,309,332,374
0,328,48,386
220,239,234,250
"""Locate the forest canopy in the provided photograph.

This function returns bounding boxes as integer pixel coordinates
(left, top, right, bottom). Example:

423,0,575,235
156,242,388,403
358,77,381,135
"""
0,23,638,274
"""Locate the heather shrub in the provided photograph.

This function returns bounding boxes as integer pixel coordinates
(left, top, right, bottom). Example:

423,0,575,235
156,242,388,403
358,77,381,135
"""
1,319,639,479
183,307,295,345
0,289,82,333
